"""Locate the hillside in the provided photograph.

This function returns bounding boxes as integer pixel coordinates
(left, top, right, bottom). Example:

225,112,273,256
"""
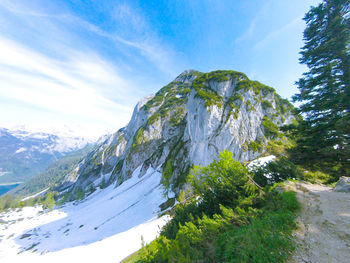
8,145,95,198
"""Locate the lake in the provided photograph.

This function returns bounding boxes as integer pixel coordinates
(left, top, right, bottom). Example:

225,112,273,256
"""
0,184,20,196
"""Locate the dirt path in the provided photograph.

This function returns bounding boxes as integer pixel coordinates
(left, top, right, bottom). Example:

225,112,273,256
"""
284,181,350,263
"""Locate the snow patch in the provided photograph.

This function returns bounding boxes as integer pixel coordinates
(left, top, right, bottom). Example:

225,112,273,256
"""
14,147,27,154
21,188,49,201
247,155,276,170
0,166,169,262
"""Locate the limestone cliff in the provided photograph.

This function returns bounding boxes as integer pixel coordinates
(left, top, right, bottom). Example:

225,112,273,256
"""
60,70,295,196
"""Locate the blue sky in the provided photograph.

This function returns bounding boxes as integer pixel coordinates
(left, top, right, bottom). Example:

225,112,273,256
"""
0,0,321,138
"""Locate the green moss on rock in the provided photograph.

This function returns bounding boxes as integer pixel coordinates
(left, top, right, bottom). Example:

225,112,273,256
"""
133,127,145,147
261,100,273,110
147,112,161,126
248,140,264,152
170,107,186,127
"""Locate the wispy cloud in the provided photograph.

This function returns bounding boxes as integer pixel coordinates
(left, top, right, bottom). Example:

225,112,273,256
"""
0,0,181,138
0,0,179,76
235,15,258,43
235,1,272,43
254,17,302,50
0,36,134,134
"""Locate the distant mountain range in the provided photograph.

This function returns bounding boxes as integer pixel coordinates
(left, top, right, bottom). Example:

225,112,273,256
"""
0,127,94,185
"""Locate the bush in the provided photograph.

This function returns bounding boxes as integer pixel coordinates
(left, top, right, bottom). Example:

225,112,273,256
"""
132,151,299,263
252,157,303,187
302,170,332,184
216,192,298,263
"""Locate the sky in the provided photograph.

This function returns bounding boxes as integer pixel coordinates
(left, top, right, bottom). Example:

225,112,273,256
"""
0,0,322,139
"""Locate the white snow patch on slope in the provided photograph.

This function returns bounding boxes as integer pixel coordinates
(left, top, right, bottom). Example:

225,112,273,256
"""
247,155,276,170
14,147,27,154
21,188,49,201
0,166,169,263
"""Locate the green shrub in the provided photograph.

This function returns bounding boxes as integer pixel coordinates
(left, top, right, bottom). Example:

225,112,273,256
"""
302,170,332,184
262,117,281,138
133,151,299,262
41,192,56,210
248,140,264,152
135,190,299,263
75,187,85,200
162,160,173,193
147,112,161,126
261,100,273,110
133,127,145,147
252,157,303,187
169,107,186,127
216,192,298,263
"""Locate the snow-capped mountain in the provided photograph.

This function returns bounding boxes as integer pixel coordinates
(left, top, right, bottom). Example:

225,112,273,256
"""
0,127,94,184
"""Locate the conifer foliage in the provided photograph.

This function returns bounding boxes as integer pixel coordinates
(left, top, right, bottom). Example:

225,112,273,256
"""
292,0,350,175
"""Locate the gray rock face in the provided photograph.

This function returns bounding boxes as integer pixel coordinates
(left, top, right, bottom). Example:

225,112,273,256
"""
61,70,296,196
334,177,350,192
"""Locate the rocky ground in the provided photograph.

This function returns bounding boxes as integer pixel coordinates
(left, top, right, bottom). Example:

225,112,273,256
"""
285,181,350,263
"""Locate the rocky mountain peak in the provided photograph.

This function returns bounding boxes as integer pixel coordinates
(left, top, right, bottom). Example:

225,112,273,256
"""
59,70,295,199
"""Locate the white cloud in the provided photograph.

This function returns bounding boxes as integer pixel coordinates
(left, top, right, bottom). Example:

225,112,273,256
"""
66,12,179,76
0,0,180,76
0,1,182,138
0,36,134,138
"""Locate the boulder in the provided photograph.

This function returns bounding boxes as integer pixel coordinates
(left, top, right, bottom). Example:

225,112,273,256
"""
333,176,350,192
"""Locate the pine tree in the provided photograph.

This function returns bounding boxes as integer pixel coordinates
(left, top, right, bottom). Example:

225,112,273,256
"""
292,0,350,176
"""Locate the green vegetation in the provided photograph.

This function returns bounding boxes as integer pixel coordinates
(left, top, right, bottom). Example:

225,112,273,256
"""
147,112,161,126
129,150,299,263
112,158,124,178
142,81,190,113
105,143,118,156
169,107,186,127
236,80,275,96
194,85,223,108
262,117,281,139
245,100,255,111
160,136,190,192
99,177,107,189
301,170,332,184
75,187,85,200
133,127,145,147
266,138,293,156
161,160,173,193
42,192,56,210
252,158,303,187
248,140,264,152
0,190,58,212
192,70,247,108
290,0,350,177
261,100,273,110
